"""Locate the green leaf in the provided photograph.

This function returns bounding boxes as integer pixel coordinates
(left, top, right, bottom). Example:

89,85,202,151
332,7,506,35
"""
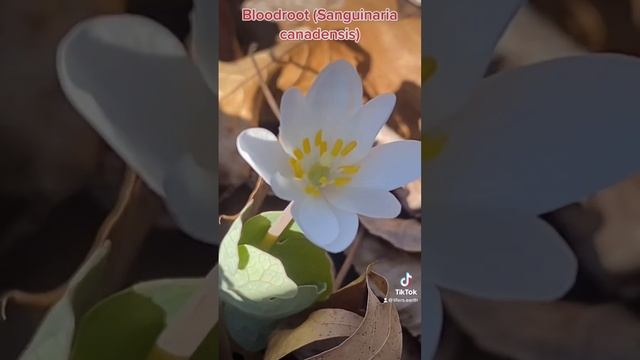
19,241,112,360
219,210,333,350
70,279,217,360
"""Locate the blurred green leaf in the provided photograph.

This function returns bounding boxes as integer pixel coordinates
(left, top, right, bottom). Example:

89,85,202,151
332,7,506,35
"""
70,278,217,360
19,242,111,360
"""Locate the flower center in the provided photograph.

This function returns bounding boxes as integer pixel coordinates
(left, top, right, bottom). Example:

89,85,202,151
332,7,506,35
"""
288,130,360,197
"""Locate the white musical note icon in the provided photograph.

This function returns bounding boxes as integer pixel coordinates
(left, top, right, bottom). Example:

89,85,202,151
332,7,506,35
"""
400,272,412,287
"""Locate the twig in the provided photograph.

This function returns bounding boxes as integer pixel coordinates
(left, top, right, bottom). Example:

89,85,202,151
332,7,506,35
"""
334,228,365,291
0,169,140,319
219,178,268,223
248,42,281,121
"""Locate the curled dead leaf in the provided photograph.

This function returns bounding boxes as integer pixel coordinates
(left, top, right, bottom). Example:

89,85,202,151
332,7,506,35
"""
352,235,421,338
265,267,402,360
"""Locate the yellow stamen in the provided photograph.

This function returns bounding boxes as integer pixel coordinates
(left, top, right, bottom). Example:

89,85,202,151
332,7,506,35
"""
339,165,360,175
304,185,321,197
334,177,352,187
341,141,357,157
289,158,304,178
331,139,344,157
303,138,311,154
319,141,327,155
318,176,329,186
314,130,324,146
293,148,304,160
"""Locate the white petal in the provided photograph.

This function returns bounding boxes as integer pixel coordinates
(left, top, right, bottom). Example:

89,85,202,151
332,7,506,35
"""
236,128,289,185
278,88,309,155
426,54,640,213
422,283,443,360
271,172,305,202
351,141,421,190
164,155,216,243
306,60,362,139
322,208,359,253
423,0,523,128
343,94,396,162
325,187,401,219
423,206,577,300
57,15,214,196
191,0,216,91
292,198,339,246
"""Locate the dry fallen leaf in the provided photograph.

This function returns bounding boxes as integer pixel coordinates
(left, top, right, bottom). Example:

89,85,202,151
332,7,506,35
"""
276,40,366,93
359,17,421,140
545,174,640,299
359,216,421,253
265,267,402,359
352,235,421,338
442,289,640,360
586,174,640,275
218,41,301,187
273,0,421,139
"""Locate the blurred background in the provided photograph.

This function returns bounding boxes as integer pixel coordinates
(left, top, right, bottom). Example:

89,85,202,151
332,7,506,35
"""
3,0,640,359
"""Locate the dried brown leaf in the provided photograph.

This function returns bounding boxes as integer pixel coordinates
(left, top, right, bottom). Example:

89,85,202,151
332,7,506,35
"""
443,290,640,360
218,41,301,187
276,40,366,93
359,216,421,253
352,235,421,338
360,17,421,140
586,174,640,275
265,267,402,360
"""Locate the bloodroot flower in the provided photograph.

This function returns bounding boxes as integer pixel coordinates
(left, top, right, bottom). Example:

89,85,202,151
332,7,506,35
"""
237,61,420,253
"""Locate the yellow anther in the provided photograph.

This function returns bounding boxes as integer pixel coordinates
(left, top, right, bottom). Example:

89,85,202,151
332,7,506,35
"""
314,130,324,146
319,176,329,186
304,185,321,197
319,141,327,155
341,141,357,157
422,56,438,83
293,148,304,160
303,138,311,154
289,158,304,178
331,139,344,157
339,165,360,175
334,177,352,187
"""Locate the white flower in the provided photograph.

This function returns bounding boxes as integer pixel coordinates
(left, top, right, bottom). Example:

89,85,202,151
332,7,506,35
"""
56,0,216,243
421,1,640,357
237,61,420,253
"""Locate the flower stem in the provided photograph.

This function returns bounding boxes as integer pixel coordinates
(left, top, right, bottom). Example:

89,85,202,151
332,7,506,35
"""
259,202,293,251
148,265,218,360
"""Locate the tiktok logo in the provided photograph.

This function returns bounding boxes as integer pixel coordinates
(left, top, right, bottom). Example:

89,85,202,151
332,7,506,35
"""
400,272,412,287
